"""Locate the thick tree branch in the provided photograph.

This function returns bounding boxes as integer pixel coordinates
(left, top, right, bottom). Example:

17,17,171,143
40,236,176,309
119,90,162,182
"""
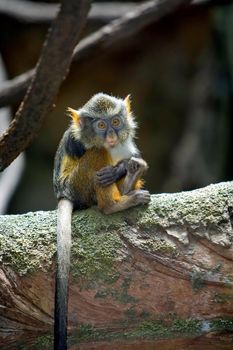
0,1,90,171
0,182,233,348
0,0,193,109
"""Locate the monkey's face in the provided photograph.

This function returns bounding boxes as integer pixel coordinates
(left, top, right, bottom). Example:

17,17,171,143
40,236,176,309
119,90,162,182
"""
78,112,135,149
73,94,137,149
91,115,131,149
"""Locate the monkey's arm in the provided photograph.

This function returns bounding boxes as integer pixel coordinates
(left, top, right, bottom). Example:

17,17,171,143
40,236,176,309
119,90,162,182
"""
96,151,143,187
96,156,150,215
96,159,128,187
54,129,86,201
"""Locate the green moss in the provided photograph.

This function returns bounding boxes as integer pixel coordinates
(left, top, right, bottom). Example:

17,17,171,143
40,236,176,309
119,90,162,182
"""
70,318,202,345
94,276,137,304
116,276,137,304
190,269,206,292
214,293,233,304
142,182,233,227
127,318,202,339
210,318,233,332
71,208,126,236
141,238,179,256
0,211,56,275
124,306,137,319
1,181,233,275
0,207,127,278
211,263,222,273
140,309,151,319
71,230,123,284
77,324,103,342
24,335,52,350
18,318,233,348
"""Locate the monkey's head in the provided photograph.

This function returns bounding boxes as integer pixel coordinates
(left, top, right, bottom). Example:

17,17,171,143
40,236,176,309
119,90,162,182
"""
68,93,137,149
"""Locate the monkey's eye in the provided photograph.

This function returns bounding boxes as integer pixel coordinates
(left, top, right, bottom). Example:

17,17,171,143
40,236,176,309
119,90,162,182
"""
97,120,107,130
111,117,121,128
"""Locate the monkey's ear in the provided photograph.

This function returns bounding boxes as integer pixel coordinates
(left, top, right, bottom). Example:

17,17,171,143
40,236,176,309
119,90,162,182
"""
124,94,131,114
67,107,81,125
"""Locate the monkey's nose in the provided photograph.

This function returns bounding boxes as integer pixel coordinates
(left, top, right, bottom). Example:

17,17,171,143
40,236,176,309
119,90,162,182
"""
106,135,118,147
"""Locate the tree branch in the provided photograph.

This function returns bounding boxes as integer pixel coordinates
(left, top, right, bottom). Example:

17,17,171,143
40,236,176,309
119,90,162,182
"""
0,0,232,24
0,1,137,23
0,0,193,109
0,1,90,171
1,0,232,109
0,182,233,348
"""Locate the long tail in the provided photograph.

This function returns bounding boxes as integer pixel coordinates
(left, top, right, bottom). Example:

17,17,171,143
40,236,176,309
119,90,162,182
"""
54,198,73,350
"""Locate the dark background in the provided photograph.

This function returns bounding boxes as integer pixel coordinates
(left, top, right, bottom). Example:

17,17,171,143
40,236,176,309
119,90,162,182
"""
0,0,232,214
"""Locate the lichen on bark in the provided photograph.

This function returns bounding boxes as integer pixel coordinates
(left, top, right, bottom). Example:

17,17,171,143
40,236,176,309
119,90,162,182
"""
0,181,233,349
0,181,233,276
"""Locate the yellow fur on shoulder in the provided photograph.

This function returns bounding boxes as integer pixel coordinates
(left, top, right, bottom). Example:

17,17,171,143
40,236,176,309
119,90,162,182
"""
59,155,78,182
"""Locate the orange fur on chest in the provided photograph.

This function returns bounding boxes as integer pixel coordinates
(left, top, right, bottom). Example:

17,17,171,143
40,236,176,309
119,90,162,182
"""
60,148,113,180
59,147,143,209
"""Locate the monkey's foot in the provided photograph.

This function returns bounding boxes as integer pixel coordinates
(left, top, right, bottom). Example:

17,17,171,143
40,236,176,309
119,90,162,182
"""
130,189,151,205
121,158,148,195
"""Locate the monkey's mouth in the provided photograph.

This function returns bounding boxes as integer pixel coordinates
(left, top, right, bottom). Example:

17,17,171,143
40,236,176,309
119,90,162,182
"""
105,137,119,148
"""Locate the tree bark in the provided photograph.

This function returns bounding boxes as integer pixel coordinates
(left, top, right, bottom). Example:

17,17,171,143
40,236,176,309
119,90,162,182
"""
0,182,233,349
0,0,90,171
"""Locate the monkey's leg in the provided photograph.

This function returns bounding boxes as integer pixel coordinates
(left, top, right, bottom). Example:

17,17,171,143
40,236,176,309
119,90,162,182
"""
96,182,150,215
120,157,148,195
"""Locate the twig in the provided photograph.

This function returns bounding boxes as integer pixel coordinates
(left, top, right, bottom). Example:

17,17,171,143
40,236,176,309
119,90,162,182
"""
0,0,90,171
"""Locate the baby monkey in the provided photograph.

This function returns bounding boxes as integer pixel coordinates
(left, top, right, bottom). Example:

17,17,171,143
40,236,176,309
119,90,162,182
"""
53,93,150,349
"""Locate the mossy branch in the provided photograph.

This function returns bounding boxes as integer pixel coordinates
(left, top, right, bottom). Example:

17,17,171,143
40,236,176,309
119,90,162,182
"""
0,181,233,349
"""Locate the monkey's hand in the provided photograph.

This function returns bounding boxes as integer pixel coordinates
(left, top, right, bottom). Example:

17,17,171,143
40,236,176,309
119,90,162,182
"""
96,166,117,187
96,160,128,187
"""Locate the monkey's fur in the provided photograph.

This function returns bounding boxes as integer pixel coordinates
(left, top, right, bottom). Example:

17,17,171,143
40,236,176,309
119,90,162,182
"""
53,93,150,349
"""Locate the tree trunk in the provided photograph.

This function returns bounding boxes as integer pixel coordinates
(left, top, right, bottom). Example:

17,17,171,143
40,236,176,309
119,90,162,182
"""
0,181,233,350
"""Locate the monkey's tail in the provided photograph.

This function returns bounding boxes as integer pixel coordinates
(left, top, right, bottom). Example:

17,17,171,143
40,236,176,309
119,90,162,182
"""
54,198,73,350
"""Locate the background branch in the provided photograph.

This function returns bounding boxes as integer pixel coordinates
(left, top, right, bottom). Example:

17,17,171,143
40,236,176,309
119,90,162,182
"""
0,1,135,23
1,0,233,109
0,0,90,171
0,0,232,24
0,0,193,109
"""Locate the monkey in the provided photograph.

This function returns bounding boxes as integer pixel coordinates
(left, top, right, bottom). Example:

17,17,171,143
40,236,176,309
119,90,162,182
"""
53,93,150,349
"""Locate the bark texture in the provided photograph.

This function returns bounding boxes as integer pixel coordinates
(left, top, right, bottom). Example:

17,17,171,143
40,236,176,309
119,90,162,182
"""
0,182,233,349
0,0,90,171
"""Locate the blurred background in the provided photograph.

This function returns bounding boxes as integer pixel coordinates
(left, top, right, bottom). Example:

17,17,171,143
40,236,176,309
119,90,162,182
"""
0,0,232,214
